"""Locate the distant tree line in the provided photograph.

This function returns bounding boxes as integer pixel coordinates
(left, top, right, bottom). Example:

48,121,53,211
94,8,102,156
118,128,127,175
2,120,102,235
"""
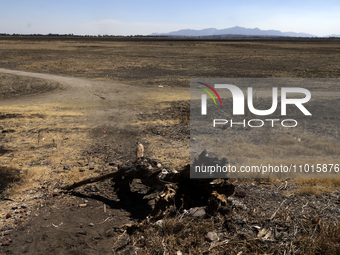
0,33,165,38
0,33,338,39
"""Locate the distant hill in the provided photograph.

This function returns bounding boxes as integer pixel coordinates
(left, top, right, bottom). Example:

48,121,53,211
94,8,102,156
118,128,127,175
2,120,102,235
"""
151,26,316,37
328,34,340,37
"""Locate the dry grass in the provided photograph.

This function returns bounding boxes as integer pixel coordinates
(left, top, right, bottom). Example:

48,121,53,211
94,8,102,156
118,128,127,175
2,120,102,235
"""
0,40,339,185
1,38,340,254
293,178,340,196
295,220,340,254
0,166,21,194
0,101,97,197
129,217,214,254
1,39,340,89
125,211,340,254
145,136,189,169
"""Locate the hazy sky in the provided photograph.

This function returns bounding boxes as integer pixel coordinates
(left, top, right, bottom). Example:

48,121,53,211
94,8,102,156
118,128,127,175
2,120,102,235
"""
0,0,339,36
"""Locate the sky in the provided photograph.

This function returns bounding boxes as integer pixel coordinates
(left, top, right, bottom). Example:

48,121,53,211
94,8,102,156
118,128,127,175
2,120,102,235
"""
0,0,339,36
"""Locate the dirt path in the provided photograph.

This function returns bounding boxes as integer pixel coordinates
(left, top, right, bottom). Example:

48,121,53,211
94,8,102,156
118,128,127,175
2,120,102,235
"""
0,68,136,125
0,67,188,126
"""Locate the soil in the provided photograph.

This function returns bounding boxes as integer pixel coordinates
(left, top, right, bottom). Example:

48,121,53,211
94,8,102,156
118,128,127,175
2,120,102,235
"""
1,38,340,254
2,177,340,254
0,178,152,255
0,74,60,100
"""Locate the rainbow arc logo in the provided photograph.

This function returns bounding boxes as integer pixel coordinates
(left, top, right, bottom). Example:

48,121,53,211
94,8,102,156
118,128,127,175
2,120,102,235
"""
196,82,223,106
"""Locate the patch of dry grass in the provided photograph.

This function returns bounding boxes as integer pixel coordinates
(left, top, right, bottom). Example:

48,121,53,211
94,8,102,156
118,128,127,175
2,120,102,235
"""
119,195,340,255
146,136,189,169
295,219,340,254
0,166,21,194
130,217,214,254
0,102,97,197
293,178,340,196
126,212,340,254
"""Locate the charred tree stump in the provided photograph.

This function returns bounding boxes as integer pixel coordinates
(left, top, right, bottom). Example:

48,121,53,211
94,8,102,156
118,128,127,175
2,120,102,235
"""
62,151,235,217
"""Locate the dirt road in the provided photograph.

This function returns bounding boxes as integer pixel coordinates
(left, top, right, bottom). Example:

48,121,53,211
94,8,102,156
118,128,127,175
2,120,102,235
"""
0,67,188,131
0,68,142,123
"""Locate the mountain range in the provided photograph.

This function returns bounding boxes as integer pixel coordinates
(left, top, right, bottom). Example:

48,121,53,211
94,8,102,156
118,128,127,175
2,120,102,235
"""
151,26,319,37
